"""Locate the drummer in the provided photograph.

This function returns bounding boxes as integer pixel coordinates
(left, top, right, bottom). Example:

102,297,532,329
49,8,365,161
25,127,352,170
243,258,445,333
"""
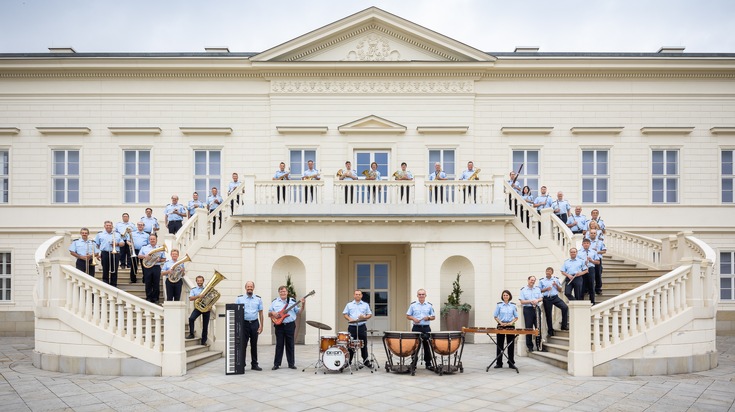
406,288,435,370
342,290,372,368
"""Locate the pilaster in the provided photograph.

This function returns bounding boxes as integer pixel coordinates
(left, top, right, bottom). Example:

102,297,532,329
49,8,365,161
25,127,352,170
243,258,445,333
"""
320,243,337,344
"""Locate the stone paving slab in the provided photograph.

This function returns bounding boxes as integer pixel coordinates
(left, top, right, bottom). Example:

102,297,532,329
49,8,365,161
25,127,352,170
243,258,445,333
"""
1,336,734,411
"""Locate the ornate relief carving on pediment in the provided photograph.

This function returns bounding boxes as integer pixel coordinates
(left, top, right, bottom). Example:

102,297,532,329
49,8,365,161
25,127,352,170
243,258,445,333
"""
271,80,474,94
343,33,402,61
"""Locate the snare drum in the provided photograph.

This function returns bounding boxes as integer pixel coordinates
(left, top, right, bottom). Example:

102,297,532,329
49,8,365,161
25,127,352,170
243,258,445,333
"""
337,331,351,345
322,345,348,371
320,335,337,352
349,339,364,350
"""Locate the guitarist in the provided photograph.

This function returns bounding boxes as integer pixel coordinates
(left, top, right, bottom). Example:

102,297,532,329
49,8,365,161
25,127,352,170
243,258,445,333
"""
342,290,373,368
268,286,305,370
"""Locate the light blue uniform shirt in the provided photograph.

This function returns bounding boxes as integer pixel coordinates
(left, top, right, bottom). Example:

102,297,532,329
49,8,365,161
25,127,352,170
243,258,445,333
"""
397,170,414,179
578,247,600,268
493,302,518,323
228,181,241,194
140,216,159,234
187,199,206,216
207,194,223,211
269,297,300,324
235,294,264,321
588,238,606,255
190,286,204,298
561,257,587,276
139,244,165,266
303,168,319,179
533,194,552,211
94,230,120,253
567,214,587,232
429,171,446,180
519,286,542,307
538,276,563,298
273,170,289,180
368,170,382,180
342,300,372,326
585,217,606,232
507,179,522,193
131,230,150,250
340,169,357,180
406,301,434,326
459,169,476,180
69,238,98,256
552,199,571,216
164,203,186,222
115,221,135,238
522,193,534,204
161,258,183,279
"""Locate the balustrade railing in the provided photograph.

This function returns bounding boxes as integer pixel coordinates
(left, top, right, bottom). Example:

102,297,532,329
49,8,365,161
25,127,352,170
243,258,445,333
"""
605,229,662,268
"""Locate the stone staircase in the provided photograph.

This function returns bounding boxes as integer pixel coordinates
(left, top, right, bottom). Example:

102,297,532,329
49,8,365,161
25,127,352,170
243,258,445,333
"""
528,255,668,369
116,277,222,371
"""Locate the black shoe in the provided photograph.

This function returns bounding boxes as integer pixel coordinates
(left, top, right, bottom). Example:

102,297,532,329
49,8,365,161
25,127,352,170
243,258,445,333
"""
426,364,434,371
251,365,262,371
186,333,195,339
596,291,602,296
548,330,555,336
508,363,517,369
288,365,296,370
527,347,534,353
272,366,279,370
561,326,569,331
494,364,503,369
363,360,372,368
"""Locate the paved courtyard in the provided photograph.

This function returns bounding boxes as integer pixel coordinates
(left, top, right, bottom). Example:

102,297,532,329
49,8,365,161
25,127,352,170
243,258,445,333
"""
1,336,734,411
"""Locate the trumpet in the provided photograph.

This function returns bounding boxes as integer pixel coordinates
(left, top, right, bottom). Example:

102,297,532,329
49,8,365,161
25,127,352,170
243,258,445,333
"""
142,244,167,269
167,254,191,283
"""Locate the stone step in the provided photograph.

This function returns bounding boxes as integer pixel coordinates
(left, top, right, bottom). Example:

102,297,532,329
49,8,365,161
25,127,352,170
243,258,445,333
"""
541,341,569,357
528,349,568,369
185,343,211,357
187,351,222,370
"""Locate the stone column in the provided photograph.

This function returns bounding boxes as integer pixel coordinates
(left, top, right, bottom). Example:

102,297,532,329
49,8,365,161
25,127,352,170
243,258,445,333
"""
567,300,593,376
162,301,187,376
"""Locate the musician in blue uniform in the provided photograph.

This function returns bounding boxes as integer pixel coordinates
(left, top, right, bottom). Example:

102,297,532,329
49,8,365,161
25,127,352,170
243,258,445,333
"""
342,289,372,368
458,160,478,203
552,191,572,224
406,288,435,370
228,172,242,214
302,160,320,204
273,162,290,203
429,162,447,204
94,220,125,287
187,192,206,218
533,186,553,212
138,234,165,303
187,275,210,345
161,249,184,301
339,161,357,204
566,206,587,234
268,286,305,370
115,213,135,270
493,290,518,369
207,187,223,234
129,222,150,283
507,171,522,193
234,281,264,371
519,276,543,352
561,247,589,301
395,162,414,203
68,227,98,277
588,229,607,296
538,267,568,336
578,239,601,305
140,208,159,234
164,195,187,235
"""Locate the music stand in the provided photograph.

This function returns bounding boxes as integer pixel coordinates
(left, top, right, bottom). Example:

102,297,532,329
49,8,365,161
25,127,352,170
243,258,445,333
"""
302,320,331,374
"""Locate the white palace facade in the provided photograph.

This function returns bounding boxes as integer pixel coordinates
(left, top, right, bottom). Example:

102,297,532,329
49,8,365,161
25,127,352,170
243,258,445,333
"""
0,8,733,376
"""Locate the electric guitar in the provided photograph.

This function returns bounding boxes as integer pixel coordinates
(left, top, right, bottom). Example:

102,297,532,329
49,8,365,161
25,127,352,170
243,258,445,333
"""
271,290,315,325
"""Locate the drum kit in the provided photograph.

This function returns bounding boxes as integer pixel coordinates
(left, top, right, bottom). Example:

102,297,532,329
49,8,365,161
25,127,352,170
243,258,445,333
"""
304,319,378,374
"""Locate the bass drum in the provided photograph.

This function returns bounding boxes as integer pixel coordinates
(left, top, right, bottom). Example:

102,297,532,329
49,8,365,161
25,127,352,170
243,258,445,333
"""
322,346,348,371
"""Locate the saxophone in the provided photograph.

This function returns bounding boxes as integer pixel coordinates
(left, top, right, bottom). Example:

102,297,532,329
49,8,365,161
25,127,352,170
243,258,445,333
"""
167,254,191,283
194,270,226,312
468,168,481,181
142,244,167,269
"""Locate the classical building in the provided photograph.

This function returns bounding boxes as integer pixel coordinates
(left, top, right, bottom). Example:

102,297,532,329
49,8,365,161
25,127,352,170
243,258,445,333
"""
0,7,731,376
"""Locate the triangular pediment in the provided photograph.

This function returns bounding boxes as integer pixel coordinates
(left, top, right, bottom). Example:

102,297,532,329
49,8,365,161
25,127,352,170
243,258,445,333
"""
252,7,494,63
338,115,407,134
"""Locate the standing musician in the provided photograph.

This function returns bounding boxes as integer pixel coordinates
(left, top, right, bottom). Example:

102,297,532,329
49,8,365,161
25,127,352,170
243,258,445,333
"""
566,206,587,234
588,229,607,296
342,289,373,368
552,191,572,224
273,162,290,204
561,247,588,301
365,161,381,203
394,162,414,204
406,288,435,370
164,195,187,235
138,234,166,303
161,248,184,301
114,213,135,271
68,227,97,277
234,281,264,371
578,239,601,305
129,222,150,283
533,186,553,212
507,171,522,193
538,267,568,336
302,160,320,204
339,160,357,204
268,285,305,370
584,209,606,238
228,172,242,215
187,192,206,218
493,290,518,369
94,220,124,287
207,187,223,234
458,161,478,203
429,162,447,204
519,276,543,352
187,275,210,345
140,207,159,235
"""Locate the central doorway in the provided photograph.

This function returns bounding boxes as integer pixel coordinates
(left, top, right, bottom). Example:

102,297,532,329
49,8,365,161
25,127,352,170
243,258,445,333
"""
355,262,390,331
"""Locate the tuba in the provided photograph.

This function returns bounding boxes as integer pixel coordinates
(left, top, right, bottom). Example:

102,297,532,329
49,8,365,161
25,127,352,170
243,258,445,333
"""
194,270,226,313
167,253,191,283
142,244,167,269
468,168,481,181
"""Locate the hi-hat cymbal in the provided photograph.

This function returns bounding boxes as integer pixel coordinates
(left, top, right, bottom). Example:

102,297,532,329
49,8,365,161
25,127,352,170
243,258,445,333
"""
366,329,380,333
306,320,332,330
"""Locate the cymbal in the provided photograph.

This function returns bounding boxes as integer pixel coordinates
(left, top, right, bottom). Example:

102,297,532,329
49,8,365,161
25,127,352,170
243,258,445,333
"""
366,329,380,333
306,320,332,330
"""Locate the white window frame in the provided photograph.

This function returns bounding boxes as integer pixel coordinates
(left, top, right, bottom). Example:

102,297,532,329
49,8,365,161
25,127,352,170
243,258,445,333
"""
0,251,11,302
651,149,679,204
428,149,456,179
721,251,735,301
0,150,8,203
581,149,610,204
511,149,540,194
722,149,734,204
193,149,222,196
123,149,151,204
355,150,390,180
289,148,317,180
51,149,80,204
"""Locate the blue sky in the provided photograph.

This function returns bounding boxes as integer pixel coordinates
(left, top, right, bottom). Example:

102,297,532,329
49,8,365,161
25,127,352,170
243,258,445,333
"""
1,0,734,53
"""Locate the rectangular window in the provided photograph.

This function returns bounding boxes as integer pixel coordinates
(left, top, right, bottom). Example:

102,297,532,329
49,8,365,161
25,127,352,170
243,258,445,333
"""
52,150,80,203
0,252,11,301
428,149,455,179
512,150,539,194
123,150,151,203
194,150,221,195
723,150,734,203
721,251,735,301
289,149,317,180
652,149,678,203
582,149,609,203
0,150,8,203
355,151,389,179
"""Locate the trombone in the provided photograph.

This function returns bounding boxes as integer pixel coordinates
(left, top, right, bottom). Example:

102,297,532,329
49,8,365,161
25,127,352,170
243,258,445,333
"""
109,232,118,275
125,227,137,275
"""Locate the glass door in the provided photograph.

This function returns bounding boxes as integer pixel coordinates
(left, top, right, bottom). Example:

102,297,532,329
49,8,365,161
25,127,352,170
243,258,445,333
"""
355,262,389,331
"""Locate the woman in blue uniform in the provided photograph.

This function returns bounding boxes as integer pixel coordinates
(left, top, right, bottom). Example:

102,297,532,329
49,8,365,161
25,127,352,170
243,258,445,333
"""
493,290,518,369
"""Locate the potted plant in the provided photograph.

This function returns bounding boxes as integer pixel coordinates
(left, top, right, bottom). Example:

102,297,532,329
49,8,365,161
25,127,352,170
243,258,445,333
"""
285,274,306,344
441,272,471,331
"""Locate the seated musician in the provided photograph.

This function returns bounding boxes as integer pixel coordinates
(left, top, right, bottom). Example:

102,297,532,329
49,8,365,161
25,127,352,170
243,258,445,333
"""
342,290,372,368
406,288,435,370
493,290,518,369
